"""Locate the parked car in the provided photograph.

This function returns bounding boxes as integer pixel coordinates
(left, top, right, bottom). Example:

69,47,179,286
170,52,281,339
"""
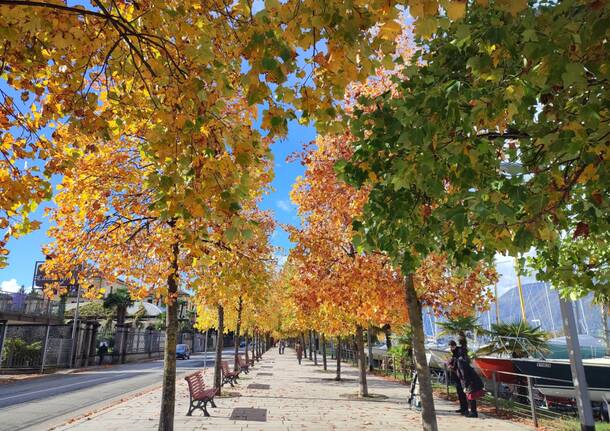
176,344,190,360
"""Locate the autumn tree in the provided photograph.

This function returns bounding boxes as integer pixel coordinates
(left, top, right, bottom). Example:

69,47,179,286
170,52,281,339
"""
290,127,496,400
340,2,609,429
42,88,271,428
0,0,441,265
191,208,275,394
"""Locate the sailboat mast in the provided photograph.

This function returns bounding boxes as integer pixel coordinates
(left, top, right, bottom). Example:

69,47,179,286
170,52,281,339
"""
579,299,590,335
544,282,556,334
514,256,527,322
494,283,500,324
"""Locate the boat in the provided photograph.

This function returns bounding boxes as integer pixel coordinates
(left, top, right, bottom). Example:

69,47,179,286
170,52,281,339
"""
473,356,519,384
427,346,451,370
547,335,607,360
512,357,610,402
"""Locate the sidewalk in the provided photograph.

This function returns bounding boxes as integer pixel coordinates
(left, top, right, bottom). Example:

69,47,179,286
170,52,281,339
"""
55,350,530,431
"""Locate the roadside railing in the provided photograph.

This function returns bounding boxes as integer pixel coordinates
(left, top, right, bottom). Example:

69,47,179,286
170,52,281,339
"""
0,290,62,320
453,365,582,427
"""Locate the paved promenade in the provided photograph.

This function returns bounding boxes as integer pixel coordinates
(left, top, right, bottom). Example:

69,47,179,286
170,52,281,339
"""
55,349,530,431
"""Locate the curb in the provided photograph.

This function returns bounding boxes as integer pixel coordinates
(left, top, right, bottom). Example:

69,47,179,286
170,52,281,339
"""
49,383,164,430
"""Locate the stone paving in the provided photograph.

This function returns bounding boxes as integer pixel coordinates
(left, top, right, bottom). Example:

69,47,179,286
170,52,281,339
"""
55,349,530,431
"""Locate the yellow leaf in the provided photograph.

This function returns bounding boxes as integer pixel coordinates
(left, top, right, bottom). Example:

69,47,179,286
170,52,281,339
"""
379,20,402,41
578,164,598,184
445,1,467,20
497,0,528,16
414,16,439,39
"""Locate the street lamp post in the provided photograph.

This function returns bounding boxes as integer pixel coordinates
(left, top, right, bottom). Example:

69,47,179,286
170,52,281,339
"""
69,281,81,368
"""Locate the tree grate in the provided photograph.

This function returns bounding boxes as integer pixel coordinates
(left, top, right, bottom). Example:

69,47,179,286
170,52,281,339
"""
247,383,270,389
257,372,273,376
229,407,267,422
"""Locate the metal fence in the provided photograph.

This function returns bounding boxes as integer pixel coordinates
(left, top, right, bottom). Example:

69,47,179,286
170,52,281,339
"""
0,321,208,372
471,365,588,427
0,290,62,320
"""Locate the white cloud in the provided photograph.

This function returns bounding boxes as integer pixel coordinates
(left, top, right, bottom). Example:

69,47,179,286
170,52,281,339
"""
1,278,22,293
277,200,292,212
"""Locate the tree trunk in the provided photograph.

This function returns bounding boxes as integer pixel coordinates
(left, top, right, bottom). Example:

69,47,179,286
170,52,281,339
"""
251,330,255,363
158,241,179,431
214,305,224,395
313,331,318,365
335,335,342,381
244,333,250,364
233,297,242,371
602,302,610,357
383,324,392,350
405,273,438,431
367,324,374,372
117,306,127,326
300,332,307,358
356,325,368,397
308,330,313,360
322,333,327,371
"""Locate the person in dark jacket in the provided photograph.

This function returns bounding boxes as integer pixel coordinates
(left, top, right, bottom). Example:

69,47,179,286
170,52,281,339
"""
97,341,108,365
455,341,485,418
447,340,469,415
295,341,303,364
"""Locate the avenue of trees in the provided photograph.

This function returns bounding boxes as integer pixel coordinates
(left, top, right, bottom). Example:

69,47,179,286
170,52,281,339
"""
1,1,608,431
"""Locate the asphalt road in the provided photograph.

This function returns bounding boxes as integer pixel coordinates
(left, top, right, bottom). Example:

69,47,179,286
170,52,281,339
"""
0,349,234,431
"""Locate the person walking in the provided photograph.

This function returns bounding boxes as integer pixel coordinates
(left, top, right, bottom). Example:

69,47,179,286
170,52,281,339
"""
295,341,303,364
447,340,468,415
455,340,485,418
97,341,108,366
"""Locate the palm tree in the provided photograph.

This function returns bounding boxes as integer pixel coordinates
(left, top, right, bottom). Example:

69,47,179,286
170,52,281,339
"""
436,315,483,347
477,322,549,358
103,287,134,326
388,325,414,381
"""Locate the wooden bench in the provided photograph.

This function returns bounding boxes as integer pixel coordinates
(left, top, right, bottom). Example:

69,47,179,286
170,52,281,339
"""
221,360,240,387
185,371,218,417
238,354,250,374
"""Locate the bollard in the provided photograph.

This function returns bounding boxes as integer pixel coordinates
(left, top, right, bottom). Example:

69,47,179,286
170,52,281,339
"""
527,376,538,428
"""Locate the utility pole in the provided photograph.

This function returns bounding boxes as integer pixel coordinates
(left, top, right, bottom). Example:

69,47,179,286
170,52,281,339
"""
203,329,209,369
559,298,595,431
70,281,81,368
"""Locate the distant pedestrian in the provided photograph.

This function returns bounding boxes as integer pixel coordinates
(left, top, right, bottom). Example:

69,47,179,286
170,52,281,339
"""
295,341,303,364
98,341,108,365
280,340,286,354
